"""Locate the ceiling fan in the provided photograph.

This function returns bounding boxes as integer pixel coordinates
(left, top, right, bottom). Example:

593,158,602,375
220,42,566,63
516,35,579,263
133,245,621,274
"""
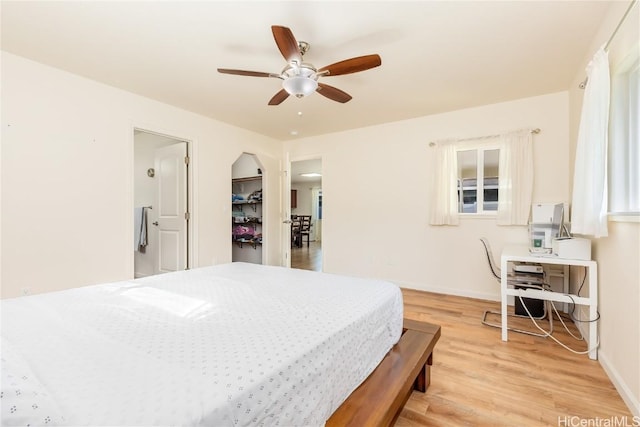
218,25,382,105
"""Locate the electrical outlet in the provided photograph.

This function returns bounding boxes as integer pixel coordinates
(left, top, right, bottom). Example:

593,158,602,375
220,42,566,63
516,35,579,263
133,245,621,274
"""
21,287,31,296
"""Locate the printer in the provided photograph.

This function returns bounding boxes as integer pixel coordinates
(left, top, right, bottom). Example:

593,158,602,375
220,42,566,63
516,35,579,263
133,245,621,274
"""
552,237,591,260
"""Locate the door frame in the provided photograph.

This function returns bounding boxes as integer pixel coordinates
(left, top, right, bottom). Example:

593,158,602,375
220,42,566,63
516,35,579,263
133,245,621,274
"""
132,127,195,276
282,152,292,267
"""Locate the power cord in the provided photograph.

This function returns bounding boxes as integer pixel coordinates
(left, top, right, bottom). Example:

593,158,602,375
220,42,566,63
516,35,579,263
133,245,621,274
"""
568,266,601,323
566,294,601,323
549,298,584,341
516,289,599,355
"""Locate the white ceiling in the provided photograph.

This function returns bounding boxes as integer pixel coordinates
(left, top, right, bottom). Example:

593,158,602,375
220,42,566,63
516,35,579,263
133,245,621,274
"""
1,1,613,141
291,158,322,184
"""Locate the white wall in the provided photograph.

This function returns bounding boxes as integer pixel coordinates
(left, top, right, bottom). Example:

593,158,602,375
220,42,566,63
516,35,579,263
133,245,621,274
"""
1,52,282,298
567,2,640,416
283,92,570,299
232,152,264,179
291,180,320,216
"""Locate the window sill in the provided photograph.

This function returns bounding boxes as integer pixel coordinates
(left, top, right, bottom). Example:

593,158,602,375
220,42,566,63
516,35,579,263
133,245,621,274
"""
608,214,640,223
459,213,498,219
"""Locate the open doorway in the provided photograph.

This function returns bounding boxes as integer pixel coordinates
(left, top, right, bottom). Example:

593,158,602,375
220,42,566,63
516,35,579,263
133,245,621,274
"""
134,129,190,278
290,158,322,271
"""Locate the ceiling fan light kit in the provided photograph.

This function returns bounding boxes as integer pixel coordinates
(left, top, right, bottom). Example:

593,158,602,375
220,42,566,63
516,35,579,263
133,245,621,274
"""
218,25,381,105
281,62,319,97
282,75,318,98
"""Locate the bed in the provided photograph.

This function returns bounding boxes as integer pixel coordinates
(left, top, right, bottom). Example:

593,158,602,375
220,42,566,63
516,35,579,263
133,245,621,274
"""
1,262,440,426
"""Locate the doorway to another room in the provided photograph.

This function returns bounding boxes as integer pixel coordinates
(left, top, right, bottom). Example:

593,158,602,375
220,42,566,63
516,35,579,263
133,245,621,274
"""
290,158,322,272
133,129,190,278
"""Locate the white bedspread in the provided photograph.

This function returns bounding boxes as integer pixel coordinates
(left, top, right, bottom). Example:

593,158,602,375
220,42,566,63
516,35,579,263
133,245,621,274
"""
1,263,403,426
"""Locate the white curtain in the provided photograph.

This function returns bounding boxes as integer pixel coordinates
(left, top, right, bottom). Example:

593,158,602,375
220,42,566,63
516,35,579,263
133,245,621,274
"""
497,130,534,225
571,47,610,238
429,142,459,225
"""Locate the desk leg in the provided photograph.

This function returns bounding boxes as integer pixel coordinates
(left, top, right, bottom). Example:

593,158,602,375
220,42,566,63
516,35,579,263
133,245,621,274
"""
588,263,598,360
563,265,570,313
501,257,509,342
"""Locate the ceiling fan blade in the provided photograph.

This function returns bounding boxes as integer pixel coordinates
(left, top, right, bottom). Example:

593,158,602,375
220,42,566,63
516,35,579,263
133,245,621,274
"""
217,68,280,78
318,54,382,76
316,83,352,103
268,89,290,106
272,25,302,64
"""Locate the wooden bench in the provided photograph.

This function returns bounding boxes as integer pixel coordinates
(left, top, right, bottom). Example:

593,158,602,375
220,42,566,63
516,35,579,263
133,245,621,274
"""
327,318,441,426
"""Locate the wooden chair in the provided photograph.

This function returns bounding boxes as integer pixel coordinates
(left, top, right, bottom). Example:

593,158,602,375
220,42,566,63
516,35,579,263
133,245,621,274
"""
291,216,301,248
298,215,312,248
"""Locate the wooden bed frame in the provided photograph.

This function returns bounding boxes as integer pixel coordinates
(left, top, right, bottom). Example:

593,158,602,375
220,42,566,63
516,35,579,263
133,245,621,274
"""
327,318,441,426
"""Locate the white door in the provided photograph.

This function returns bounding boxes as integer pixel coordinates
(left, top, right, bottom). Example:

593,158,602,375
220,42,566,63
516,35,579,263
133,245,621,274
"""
154,143,188,273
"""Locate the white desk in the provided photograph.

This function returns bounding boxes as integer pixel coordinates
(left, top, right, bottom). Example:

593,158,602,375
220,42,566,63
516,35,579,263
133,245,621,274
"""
500,245,598,360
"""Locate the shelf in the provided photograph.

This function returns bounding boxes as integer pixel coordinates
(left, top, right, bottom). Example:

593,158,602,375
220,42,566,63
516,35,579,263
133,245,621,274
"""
233,218,262,225
232,176,263,257
232,201,260,212
232,175,262,183
233,238,262,249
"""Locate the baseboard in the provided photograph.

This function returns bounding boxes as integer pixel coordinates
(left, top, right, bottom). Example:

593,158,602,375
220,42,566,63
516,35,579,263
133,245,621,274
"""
598,350,640,417
398,280,500,302
580,301,639,416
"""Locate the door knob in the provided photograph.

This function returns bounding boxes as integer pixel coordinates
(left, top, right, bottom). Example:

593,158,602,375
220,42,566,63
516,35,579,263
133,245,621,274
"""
152,221,159,226
283,219,293,224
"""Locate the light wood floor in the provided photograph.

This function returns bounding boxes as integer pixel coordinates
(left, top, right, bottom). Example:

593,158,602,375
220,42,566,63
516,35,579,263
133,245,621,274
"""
291,240,322,271
396,288,631,426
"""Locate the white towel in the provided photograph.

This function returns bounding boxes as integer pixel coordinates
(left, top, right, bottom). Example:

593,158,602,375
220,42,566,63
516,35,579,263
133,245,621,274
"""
134,208,143,251
134,207,149,252
138,208,148,253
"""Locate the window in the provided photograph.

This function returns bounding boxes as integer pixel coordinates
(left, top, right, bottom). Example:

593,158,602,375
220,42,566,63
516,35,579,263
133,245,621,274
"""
457,148,500,214
609,43,639,216
429,129,532,226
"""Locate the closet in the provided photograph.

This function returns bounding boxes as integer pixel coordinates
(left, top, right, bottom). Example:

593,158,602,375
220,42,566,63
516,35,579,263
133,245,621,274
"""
231,154,263,264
